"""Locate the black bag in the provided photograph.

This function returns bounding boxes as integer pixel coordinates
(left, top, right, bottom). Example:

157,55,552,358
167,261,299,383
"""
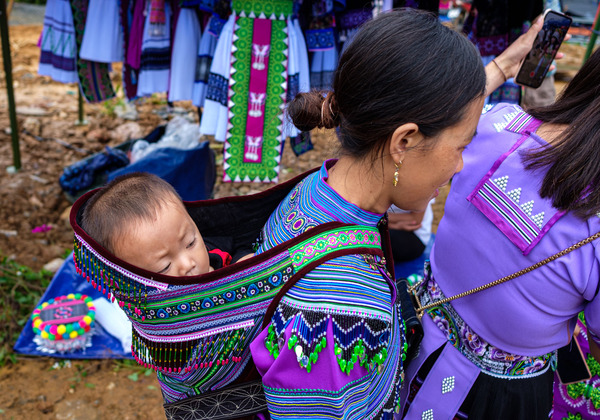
396,277,424,364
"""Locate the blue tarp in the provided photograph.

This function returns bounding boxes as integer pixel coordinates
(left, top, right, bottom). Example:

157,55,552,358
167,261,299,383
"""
14,142,216,358
14,253,133,359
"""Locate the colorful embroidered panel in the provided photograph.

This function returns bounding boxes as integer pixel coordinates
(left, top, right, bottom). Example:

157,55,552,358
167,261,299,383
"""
467,110,566,255
223,0,293,183
72,224,381,403
70,0,115,103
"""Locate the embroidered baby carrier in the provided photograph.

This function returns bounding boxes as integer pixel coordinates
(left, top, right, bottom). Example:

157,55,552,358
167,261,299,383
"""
69,168,390,419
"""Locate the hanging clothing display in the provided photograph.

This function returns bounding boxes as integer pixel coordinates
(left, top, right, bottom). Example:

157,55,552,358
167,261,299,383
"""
39,0,79,83
168,7,202,101
39,0,396,182
70,0,116,102
192,15,226,108
198,13,235,141
120,0,144,99
136,0,173,97
79,0,124,63
221,0,295,183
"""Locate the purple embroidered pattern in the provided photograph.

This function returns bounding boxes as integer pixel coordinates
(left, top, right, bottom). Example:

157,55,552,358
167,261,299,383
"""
420,273,554,378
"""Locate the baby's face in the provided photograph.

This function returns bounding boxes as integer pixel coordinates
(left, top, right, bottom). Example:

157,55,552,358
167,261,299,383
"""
113,200,211,276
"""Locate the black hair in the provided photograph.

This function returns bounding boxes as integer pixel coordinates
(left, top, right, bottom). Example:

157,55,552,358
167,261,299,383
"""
524,47,600,218
81,172,182,254
287,8,486,159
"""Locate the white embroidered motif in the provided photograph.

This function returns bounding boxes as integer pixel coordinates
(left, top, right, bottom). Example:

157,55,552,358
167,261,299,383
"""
492,176,509,191
531,212,545,229
251,44,270,71
507,188,522,203
441,376,455,394
493,111,520,132
521,200,535,216
248,92,265,118
422,409,434,420
244,136,263,161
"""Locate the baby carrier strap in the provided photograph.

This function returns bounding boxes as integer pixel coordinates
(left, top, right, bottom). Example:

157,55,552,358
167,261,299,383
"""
161,222,384,419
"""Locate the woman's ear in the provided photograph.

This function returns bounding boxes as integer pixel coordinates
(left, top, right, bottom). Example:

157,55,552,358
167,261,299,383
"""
389,123,422,161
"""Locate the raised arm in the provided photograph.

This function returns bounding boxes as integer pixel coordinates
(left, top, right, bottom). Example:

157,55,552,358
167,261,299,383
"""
484,17,544,96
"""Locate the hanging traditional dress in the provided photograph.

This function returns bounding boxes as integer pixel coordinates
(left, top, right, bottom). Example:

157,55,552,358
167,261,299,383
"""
192,14,227,108
168,7,202,101
121,0,145,99
39,0,79,83
79,0,124,63
306,0,343,91
198,13,235,140
136,0,173,97
223,0,296,183
284,17,312,156
69,0,116,102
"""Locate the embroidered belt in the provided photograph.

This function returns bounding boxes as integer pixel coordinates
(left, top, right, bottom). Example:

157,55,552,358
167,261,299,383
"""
163,380,267,420
418,265,554,379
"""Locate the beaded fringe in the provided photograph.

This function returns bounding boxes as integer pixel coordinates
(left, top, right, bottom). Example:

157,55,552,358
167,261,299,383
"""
265,302,392,374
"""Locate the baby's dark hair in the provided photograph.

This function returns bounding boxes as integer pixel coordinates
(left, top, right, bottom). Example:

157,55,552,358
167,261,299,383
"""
81,172,182,254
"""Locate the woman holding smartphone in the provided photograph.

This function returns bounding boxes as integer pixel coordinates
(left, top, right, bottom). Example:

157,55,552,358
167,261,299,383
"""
402,39,600,420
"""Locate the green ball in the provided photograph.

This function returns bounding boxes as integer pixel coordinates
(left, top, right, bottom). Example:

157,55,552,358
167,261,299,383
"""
66,324,74,333
78,328,85,335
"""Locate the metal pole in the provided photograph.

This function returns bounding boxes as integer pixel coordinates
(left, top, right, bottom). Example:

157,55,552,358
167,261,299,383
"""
583,3,600,63
0,0,21,170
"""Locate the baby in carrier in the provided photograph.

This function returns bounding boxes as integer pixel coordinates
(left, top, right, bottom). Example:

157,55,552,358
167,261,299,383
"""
80,172,253,277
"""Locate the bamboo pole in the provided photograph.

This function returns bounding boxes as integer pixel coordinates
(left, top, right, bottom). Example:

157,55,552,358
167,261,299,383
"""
0,0,21,171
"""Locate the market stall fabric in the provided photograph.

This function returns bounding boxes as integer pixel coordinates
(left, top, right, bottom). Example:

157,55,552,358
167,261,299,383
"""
37,0,392,183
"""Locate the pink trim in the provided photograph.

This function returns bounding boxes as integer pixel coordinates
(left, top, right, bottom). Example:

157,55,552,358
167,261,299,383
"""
243,18,272,164
43,299,85,310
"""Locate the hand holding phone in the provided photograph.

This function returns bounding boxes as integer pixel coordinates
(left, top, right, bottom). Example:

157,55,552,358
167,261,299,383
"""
515,10,572,88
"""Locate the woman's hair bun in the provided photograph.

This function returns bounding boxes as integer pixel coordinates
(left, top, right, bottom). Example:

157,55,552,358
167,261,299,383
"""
287,91,340,132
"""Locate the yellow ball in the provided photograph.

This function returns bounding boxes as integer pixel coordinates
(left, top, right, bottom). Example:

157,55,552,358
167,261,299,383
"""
83,315,92,325
69,331,78,339
41,302,49,308
86,301,94,307
41,331,49,339
67,293,75,299
33,319,42,329
57,325,67,335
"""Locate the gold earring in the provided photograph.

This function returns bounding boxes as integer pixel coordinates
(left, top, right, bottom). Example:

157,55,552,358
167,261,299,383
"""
393,161,401,187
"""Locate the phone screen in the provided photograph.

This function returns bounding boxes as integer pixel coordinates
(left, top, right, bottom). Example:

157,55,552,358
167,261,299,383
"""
515,10,572,88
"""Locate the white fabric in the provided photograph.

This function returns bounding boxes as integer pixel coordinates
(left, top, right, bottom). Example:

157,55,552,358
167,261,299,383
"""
92,297,132,354
38,0,78,83
168,8,202,102
283,18,310,138
79,0,124,63
199,13,235,141
192,16,222,107
389,200,435,245
136,1,172,97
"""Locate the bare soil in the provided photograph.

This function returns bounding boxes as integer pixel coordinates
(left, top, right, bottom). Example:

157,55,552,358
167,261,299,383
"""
0,22,587,420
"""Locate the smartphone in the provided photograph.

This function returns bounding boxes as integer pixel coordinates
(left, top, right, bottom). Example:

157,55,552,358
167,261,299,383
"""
515,9,572,88
556,338,592,385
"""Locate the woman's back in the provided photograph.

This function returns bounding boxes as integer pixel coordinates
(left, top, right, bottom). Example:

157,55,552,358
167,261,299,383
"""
431,103,600,355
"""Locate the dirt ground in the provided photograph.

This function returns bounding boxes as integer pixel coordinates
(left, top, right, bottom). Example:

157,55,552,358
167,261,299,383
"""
0,21,589,420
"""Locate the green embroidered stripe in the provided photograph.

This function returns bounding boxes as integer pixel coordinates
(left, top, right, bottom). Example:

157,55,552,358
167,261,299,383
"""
143,259,291,310
289,227,381,272
232,0,293,18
